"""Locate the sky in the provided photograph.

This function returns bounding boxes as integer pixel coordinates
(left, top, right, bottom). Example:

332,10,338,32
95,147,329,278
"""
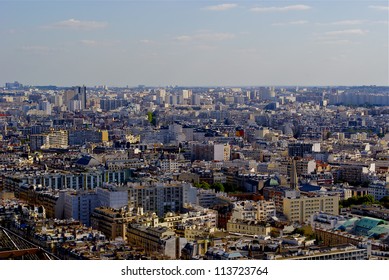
0,0,388,87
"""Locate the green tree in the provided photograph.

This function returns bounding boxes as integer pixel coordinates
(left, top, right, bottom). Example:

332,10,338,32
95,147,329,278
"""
147,111,153,123
380,196,389,209
224,183,239,193
194,182,211,190
340,194,376,208
201,182,211,190
211,182,225,192
360,194,375,205
147,111,157,126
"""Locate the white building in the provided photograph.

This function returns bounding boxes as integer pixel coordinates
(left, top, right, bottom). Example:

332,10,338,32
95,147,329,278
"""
368,181,389,201
62,190,99,226
39,101,52,115
127,182,197,217
231,200,276,222
96,186,128,209
68,99,82,112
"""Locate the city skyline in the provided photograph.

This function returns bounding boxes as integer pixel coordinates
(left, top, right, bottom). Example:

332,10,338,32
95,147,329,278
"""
1,0,388,87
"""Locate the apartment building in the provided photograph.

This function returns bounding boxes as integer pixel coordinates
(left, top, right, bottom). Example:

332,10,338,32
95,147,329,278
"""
227,219,272,236
96,186,128,209
283,194,340,223
62,190,99,226
263,186,300,213
368,180,389,201
274,244,367,260
68,129,108,146
127,182,197,217
126,224,187,259
191,143,230,161
91,207,135,241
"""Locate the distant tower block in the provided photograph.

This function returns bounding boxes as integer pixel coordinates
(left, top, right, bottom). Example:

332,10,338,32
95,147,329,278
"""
75,85,87,109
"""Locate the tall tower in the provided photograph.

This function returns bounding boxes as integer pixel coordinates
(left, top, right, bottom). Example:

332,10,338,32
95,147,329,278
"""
75,85,87,109
290,158,298,190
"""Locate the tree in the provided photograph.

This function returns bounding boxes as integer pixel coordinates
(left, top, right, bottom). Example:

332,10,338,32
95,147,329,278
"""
224,183,239,193
360,194,375,205
211,182,225,192
380,196,389,209
340,194,377,208
146,111,157,126
201,182,211,190
147,111,153,123
194,182,211,190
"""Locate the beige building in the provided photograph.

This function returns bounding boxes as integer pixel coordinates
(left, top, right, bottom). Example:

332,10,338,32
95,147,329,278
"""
227,219,272,236
46,129,69,149
231,200,276,222
126,224,187,259
283,195,339,223
91,207,135,241
183,225,218,241
257,200,277,221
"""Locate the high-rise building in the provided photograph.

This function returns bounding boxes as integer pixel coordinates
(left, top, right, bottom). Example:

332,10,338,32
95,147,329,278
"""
54,94,63,107
288,142,313,157
68,100,82,112
182,89,192,99
191,94,201,105
63,89,77,106
68,129,109,145
191,143,230,161
100,98,127,111
5,81,23,90
39,101,52,115
75,86,87,109
29,134,49,151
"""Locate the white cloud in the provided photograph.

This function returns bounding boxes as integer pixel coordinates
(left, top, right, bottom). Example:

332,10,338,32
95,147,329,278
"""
139,39,154,44
328,20,366,25
80,40,116,47
317,39,353,45
204,3,238,11
369,5,389,11
80,40,98,46
176,32,235,42
45,19,108,30
272,20,308,26
325,29,368,36
317,19,389,26
176,35,192,42
372,20,389,25
250,5,311,12
235,48,258,54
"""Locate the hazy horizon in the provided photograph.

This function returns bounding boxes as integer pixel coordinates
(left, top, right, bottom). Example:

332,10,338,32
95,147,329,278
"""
1,1,388,87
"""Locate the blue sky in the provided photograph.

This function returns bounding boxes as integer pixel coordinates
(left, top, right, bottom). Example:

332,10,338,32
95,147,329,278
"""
0,1,388,87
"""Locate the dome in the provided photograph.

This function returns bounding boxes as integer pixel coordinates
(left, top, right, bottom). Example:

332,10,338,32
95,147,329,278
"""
264,176,281,187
